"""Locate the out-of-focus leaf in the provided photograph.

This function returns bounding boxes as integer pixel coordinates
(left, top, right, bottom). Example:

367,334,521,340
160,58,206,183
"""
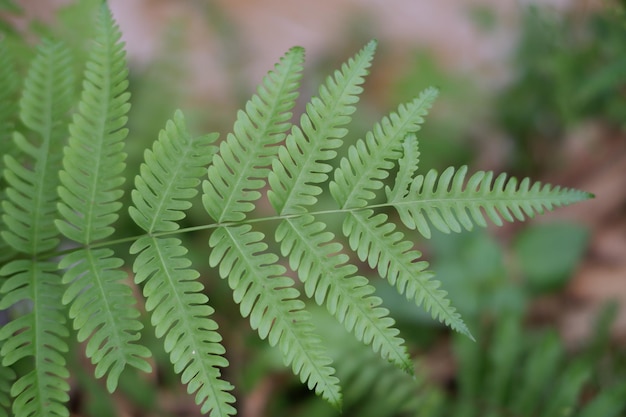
514,222,589,292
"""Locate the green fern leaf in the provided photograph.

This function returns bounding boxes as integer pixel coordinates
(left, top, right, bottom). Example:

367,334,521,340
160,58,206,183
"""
129,111,235,416
1,39,73,254
342,135,470,337
276,215,413,372
56,4,130,244
268,40,376,215
129,110,219,233
0,260,69,417
204,45,340,403
131,237,236,416
267,40,411,371
390,165,594,239
18,41,74,141
209,224,341,406
0,38,73,417
203,45,304,223
59,248,150,392
343,209,471,338
330,87,438,209
55,4,150,391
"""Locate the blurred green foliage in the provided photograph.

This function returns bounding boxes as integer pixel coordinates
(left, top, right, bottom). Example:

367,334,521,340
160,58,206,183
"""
514,222,590,293
497,2,626,172
243,305,626,417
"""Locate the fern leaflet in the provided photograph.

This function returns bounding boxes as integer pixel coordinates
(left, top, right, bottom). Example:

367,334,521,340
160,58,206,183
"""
1,39,73,254
209,225,341,405
129,111,236,416
385,134,420,202
343,209,471,337
268,40,376,215
276,215,412,371
56,5,150,392
129,111,219,233
0,261,69,417
203,46,304,223
389,165,594,239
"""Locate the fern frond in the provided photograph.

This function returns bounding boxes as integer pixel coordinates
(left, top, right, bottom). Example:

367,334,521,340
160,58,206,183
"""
263,40,407,371
18,41,74,140
266,41,410,372
268,40,376,215
203,46,304,223
1,40,73,254
129,110,219,233
276,215,413,372
390,165,594,239
209,224,341,406
56,4,130,244
59,249,151,392
0,260,69,417
0,37,72,417
330,87,438,209
131,237,236,416
129,111,234,416
203,45,340,403
343,210,471,338
341,135,470,336
54,5,150,390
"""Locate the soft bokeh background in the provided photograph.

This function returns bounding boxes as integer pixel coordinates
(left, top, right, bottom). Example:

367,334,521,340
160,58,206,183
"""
2,1,625,416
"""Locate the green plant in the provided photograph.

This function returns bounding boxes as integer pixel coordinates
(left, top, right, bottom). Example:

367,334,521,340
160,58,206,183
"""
447,311,626,417
497,2,626,172
0,4,593,417
247,307,626,417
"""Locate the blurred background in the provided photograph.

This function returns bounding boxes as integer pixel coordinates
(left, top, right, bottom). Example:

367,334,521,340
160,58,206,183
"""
2,0,626,416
